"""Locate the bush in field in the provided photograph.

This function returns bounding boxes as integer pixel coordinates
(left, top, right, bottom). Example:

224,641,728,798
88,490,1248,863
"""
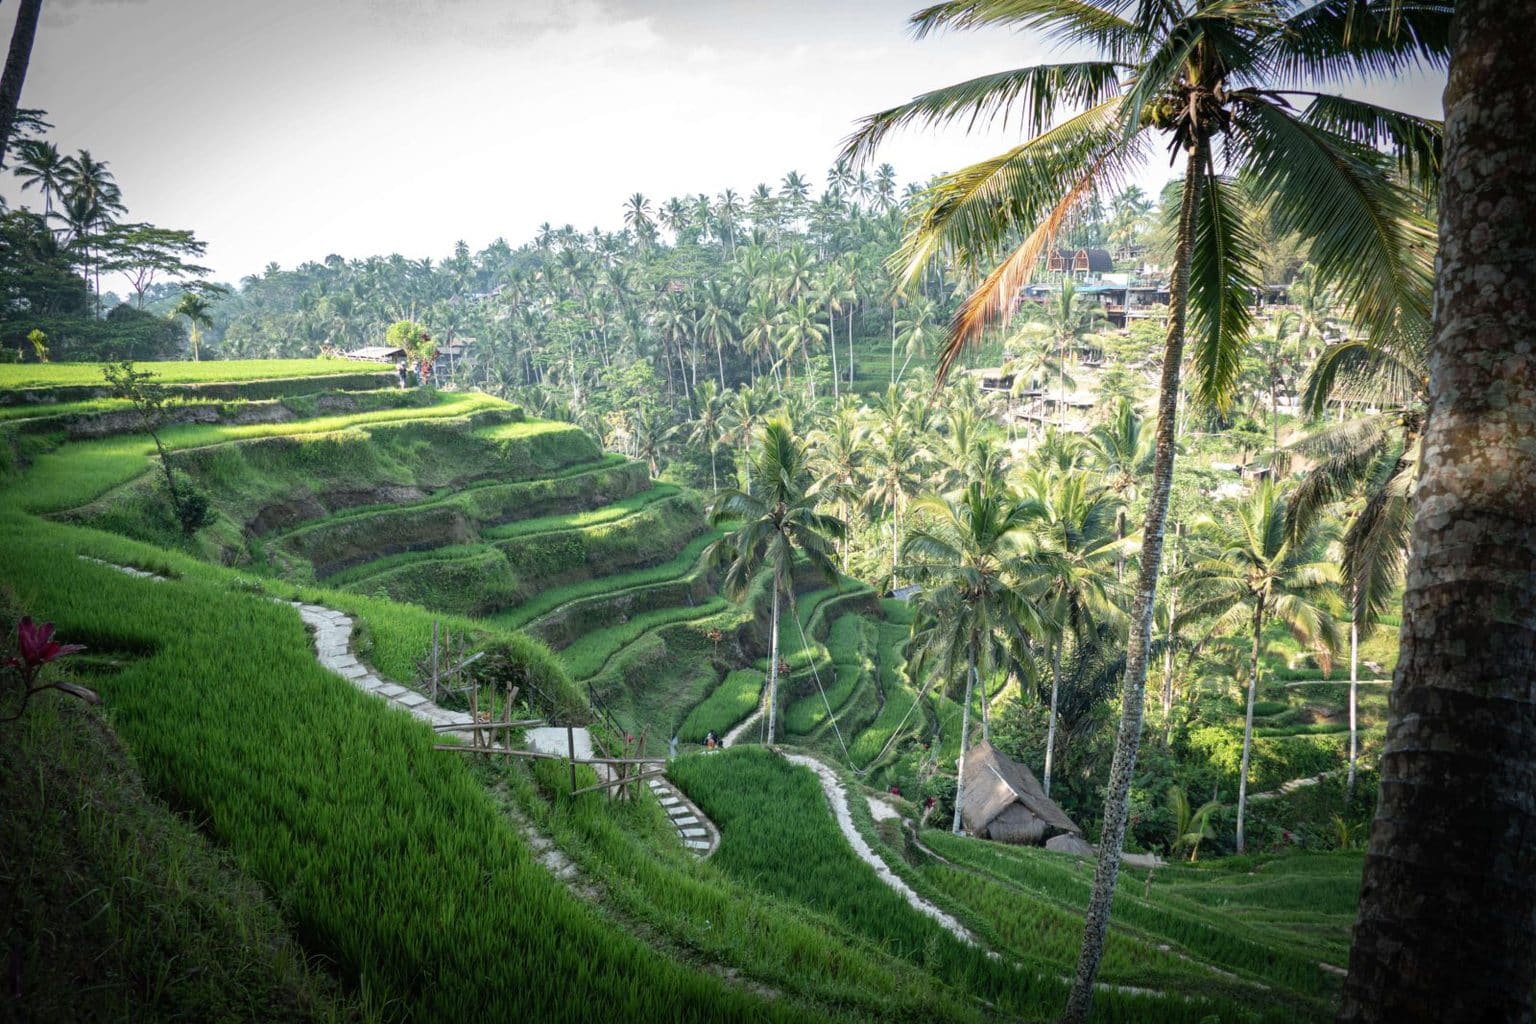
102,361,215,534
471,636,584,720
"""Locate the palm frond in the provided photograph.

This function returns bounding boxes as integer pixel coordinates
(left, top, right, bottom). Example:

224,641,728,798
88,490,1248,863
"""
1232,99,1434,348
910,0,1141,59
897,99,1125,281
1301,335,1426,416
842,62,1124,167
1185,167,1259,410
1266,0,1453,87
1301,94,1441,194
1341,473,1411,631
1287,417,1398,536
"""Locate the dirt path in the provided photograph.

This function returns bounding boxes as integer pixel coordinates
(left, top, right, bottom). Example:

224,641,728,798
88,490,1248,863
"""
722,707,763,747
780,752,979,945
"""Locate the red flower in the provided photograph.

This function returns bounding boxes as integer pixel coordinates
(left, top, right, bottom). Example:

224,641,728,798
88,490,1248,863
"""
12,617,85,675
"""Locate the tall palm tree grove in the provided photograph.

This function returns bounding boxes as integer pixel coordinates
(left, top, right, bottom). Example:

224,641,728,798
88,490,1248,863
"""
845,2,1444,1017
709,420,845,745
1182,481,1340,853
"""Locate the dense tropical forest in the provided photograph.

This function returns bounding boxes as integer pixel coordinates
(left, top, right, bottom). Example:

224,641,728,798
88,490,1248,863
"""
3,0,1531,1022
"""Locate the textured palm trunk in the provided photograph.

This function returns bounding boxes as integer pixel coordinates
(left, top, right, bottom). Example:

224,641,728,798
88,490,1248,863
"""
0,0,41,170
1347,594,1358,797
977,637,990,743
1043,642,1062,797
1235,602,1265,854
848,312,855,389
1339,6,1536,1018
952,647,977,835
1063,137,1204,1024
766,583,782,746
829,311,840,399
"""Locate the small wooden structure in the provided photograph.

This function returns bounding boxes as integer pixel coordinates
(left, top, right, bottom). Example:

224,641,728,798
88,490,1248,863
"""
432,674,665,801
960,740,1081,845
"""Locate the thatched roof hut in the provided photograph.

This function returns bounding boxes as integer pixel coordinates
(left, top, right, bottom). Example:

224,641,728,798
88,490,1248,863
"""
960,740,1081,845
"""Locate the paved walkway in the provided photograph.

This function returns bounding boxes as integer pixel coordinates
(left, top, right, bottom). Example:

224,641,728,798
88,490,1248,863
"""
722,707,763,747
782,752,979,945
80,556,717,856
647,775,719,856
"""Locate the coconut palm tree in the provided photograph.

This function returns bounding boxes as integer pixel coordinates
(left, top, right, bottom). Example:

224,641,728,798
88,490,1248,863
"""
622,193,655,245
11,138,64,215
844,2,1441,1014
173,292,214,362
903,480,1044,832
688,380,727,493
709,420,845,745
776,296,827,399
697,280,734,390
865,394,927,590
737,293,781,390
818,261,857,398
892,294,943,385
1182,481,1341,853
1031,280,1103,428
1014,469,1126,796
719,380,774,492
808,400,868,573
1291,331,1425,794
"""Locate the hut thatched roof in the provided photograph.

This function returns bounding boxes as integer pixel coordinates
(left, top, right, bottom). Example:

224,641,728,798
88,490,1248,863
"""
960,740,1080,844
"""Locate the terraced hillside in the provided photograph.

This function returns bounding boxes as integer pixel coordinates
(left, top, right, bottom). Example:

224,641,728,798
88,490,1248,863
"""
2,361,1373,1023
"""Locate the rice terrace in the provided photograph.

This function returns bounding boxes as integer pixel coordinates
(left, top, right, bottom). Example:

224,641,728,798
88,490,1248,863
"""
2,2,1531,1023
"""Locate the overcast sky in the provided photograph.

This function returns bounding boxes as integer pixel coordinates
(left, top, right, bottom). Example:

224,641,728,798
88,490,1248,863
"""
4,0,1445,285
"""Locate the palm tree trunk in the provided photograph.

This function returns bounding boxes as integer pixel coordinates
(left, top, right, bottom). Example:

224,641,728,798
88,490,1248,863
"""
1043,642,1063,797
848,311,855,390
841,497,850,574
977,637,990,743
829,311,840,399
1341,12,1536,1016
952,652,976,835
1347,589,1359,797
0,0,41,171
1059,336,1067,430
1063,136,1205,1024
1235,603,1264,855
767,582,782,746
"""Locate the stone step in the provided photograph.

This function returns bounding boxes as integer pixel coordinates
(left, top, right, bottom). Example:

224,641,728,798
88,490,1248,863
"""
685,839,710,851
672,815,699,827
680,827,708,839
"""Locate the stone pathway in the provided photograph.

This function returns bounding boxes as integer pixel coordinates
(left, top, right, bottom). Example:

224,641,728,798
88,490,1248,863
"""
647,775,719,857
782,752,980,945
288,601,476,730
1249,768,1348,802
721,706,763,748
83,555,730,861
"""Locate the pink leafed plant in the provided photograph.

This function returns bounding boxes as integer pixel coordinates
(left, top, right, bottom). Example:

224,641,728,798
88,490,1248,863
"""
3,616,98,722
